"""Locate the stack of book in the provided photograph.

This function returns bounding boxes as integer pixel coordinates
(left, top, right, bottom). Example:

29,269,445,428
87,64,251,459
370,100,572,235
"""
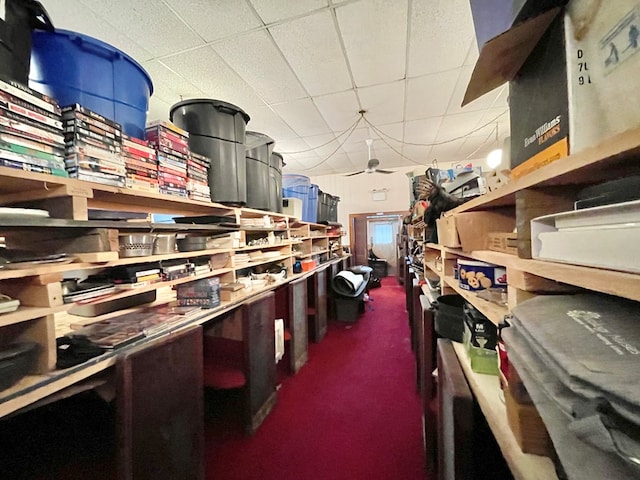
176,277,221,308
105,263,162,289
0,76,67,177
159,259,192,281
186,151,211,202
62,104,125,187
146,121,189,198
122,134,158,193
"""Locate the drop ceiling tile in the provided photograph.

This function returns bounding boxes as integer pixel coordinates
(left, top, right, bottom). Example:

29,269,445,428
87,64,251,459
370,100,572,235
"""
336,0,408,87
435,111,487,142
341,127,374,154
276,139,314,155
213,30,307,104
408,0,475,77
406,70,460,121
47,0,152,62
402,145,433,166
358,81,405,125
245,106,298,141
464,37,479,66
271,98,331,137
403,117,442,144
270,11,352,97
429,138,469,165
302,133,342,158
445,66,501,115
160,47,265,111
313,90,360,131
141,60,204,105
369,122,404,143
163,0,262,42
250,0,328,24
79,0,204,57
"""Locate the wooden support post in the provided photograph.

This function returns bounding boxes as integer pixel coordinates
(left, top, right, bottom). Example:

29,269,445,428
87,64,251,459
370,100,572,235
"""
515,187,575,259
507,268,578,293
508,286,536,311
1,282,64,307
45,195,89,220
17,315,57,373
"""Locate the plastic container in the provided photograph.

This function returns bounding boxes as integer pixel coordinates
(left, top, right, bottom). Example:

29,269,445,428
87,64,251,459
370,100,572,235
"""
269,152,284,213
169,98,250,144
457,259,506,291
1,0,53,84
245,131,275,211
29,29,153,138
317,190,331,223
327,194,340,222
283,174,310,188
433,294,465,343
305,184,319,223
186,134,247,205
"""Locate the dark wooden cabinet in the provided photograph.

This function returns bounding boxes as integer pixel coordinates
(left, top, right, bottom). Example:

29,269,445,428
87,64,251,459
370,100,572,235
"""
243,291,277,434
308,267,328,343
288,276,308,373
116,326,204,480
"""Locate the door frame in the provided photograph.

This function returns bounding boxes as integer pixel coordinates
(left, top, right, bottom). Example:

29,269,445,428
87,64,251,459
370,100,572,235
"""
349,211,406,268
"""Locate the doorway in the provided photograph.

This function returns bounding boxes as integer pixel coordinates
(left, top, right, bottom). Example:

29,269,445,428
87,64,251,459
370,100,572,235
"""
350,212,404,276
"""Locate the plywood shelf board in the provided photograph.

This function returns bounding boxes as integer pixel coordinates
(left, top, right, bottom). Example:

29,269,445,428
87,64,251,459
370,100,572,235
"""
0,305,70,328
449,127,640,215
452,342,558,480
442,275,508,326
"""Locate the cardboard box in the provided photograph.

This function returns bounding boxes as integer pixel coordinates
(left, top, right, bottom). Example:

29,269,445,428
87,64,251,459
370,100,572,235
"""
452,209,515,252
504,387,554,456
487,232,518,255
510,1,640,177
436,216,461,248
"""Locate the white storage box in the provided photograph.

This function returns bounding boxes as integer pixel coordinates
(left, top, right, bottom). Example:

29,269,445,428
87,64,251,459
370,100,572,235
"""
531,199,640,273
283,197,303,219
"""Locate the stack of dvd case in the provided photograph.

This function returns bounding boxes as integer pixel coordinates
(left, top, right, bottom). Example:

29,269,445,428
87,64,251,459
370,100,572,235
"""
0,76,67,177
146,121,189,198
186,151,211,202
121,134,158,193
62,104,126,187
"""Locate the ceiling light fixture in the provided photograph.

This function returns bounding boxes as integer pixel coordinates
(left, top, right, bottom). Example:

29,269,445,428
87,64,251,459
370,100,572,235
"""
486,123,502,169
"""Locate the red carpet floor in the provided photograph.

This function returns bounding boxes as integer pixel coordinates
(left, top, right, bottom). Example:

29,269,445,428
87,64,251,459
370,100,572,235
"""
205,276,427,480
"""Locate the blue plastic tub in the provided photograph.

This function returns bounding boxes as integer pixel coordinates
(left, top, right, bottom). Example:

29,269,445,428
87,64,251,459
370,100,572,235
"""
29,29,153,138
305,184,319,223
283,174,310,189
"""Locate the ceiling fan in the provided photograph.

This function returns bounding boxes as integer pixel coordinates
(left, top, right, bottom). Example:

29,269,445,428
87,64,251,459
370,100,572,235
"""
345,139,395,176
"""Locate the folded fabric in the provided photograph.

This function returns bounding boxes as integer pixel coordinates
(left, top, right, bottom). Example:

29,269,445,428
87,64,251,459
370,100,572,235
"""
504,326,639,479
333,271,364,295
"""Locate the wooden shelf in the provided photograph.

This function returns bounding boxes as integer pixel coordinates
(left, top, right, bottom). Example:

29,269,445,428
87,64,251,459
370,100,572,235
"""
426,245,640,303
449,127,640,215
441,275,508,326
235,241,296,252
0,305,71,327
233,255,290,270
452,343,558,480
0,249,233,281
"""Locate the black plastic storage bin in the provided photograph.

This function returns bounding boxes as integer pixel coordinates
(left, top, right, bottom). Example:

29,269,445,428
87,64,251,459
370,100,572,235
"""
170,98,250,206
269,152,284,213
186,134,247,206
317,190,331,223
0,0,53,84
432,294,465,343
327,194,340,222
245,131,274,211
368,258,388,277
170,99,249,143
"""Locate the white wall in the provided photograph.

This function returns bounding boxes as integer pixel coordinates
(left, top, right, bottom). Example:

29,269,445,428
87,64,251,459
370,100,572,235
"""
309,166,420,244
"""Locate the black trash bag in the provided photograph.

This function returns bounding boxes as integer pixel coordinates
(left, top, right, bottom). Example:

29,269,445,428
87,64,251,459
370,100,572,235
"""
423,179,466,243
368,275,382,289
56,335,106,369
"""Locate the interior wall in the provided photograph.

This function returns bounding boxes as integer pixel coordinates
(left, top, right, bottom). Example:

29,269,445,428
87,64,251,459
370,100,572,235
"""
309,167,418,243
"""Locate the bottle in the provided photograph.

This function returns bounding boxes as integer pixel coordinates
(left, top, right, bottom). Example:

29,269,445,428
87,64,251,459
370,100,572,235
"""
293,259,302,274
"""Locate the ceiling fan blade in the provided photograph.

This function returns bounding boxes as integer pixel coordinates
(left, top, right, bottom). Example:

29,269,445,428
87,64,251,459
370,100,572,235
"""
344,170,365,176
376,169,395,174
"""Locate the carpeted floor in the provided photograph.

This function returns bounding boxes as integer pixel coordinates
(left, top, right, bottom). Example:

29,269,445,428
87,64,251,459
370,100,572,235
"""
205,275,427,480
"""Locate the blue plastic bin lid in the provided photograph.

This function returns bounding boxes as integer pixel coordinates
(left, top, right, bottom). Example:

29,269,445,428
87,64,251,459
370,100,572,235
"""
34,29,154,95
283,174,310,188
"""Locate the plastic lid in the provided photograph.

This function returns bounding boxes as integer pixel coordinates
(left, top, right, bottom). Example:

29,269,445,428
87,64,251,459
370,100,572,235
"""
245,131,275,149
45,29,154,95
170,98,250,123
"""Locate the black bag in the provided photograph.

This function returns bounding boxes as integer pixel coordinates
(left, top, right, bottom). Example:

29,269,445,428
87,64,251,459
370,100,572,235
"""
368,275,382,289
